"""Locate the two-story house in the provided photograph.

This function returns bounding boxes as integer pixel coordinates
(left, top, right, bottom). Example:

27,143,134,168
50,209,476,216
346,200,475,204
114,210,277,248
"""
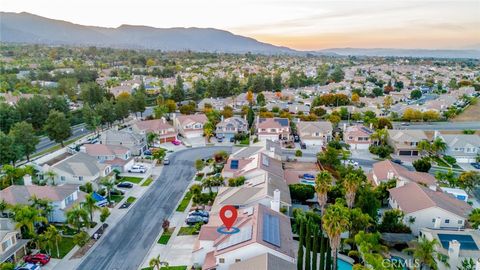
0,185,86,223
437,133,480,163
174,114,208,138
0,218,29,264
101,130,147,156
215,116,248,141
80,144,134,172
343,125,373,150
256,118,290,142
387,130,429,156
296,121,332,146
369,160,437,189
131,118,177,143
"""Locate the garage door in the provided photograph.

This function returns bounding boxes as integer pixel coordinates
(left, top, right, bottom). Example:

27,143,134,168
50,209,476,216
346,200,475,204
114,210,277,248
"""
399,150,412,156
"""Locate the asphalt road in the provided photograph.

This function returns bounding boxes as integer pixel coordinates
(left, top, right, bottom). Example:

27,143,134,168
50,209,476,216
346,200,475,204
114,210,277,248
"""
77,146,231,270
35,123,89,153
391,121,480,131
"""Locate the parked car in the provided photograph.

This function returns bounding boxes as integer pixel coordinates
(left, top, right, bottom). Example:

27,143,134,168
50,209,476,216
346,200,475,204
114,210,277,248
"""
293,135,300,143
144,149,152,156
230,137,235,143
172,140,181,145
128,165,146,173
471,162,480,169
300,142,307,149
189,210,209,218
185,216,208,225
15,263,41,270
117,182,133,188
217,137,223,143
163,158,170,165
23,253,50,265
391,159,403,165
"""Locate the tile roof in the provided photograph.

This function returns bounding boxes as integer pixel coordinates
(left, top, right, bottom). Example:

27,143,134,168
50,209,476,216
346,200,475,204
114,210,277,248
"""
83,144,129,156
52,152,108,176
133,119,175,133
372,160,436,186
228,253,295,270
257,118,289,129
297,121,333,136
440,134,480,149
176,114,208,126
0,184,83,205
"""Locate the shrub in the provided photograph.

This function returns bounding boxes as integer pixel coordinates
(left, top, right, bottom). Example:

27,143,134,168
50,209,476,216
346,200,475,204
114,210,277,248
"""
443,155,457,165
228,176,246,187
73,231,90,247
289,184,315,202
295,150,303,157
369,145,393,158
413,158,432,172
100,207,110,223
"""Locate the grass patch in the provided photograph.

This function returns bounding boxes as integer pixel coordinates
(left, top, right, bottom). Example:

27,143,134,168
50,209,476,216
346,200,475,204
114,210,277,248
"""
55,225,76,236
47,236,75,259
141,177,154,186
176,192,192,212
157,227,175,244
120,176,143,184
431,156,450,167
32,137,79,158
110,195,125,203
178,226,199,236
195,175,203,181
126,196,137,204
141,267,187,270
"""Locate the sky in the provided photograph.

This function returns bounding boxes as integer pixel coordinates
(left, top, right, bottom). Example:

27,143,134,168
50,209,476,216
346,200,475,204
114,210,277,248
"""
1,0,479,50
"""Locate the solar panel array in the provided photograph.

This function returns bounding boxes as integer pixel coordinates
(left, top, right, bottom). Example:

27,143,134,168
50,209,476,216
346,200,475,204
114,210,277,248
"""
217,225,253,250
275,118,289,127
263,213,281,247
438,234,479,250
230,160,239,169
361,127,373,134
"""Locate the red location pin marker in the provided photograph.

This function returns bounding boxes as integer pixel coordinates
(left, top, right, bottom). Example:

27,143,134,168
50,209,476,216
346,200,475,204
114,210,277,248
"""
220,205,237,230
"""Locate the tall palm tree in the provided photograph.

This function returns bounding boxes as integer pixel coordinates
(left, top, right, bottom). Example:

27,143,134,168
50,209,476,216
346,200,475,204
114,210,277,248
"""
29,196,52,219
202,176,223,194
146,132,158,147
322,202,350,270
315,171,332,213
45,225,61,258
66,205,89,233
100,177,115,203
343,173,360,208
404,236,449,270
12,205,48,237
149,255,168,270
431,138,447,157
417,140,431,157
44,170,57,186
203,121,215,142
370,128,388,146
83,193,100,224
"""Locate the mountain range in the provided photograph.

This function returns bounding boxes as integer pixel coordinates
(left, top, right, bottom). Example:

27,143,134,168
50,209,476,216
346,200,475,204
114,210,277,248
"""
1,12,479,59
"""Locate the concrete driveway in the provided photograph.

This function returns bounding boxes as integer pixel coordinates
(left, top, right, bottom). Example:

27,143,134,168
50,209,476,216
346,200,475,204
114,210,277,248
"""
76,146,231,270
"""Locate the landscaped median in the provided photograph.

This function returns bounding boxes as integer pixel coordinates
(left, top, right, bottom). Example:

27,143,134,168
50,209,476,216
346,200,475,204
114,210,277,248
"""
141,266,187,270
120,176,143,184
141,177,154,186
157,227,175,244
176,192,192,212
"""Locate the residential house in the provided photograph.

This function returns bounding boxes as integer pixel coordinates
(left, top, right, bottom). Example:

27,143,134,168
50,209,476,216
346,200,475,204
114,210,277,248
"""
256,118,290,142
132,118,177,143
296,121,332,147
0,185,86,223
47,152,112,185
0,218,29,264
174,114,208,138
216,117,248,141
369,160,437,189
387,130,428,156
192,204,295,270
101,130,147,156
228,253,295,270
389,182,472,235
343,125,373,150
80,144,134,172
437,133,480,163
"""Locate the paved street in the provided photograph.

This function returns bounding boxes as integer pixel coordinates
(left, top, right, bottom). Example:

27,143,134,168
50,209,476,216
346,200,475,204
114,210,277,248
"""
77,146,231,270
35,123,89,153
391,121,480,130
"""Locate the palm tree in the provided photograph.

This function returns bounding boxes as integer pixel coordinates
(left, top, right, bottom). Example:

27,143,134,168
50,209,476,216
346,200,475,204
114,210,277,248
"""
66,205,89,233
146,132,158,147
149,255,168,270
404,236,449,270
0,200,9,217
370,128,388,146
45,225,61,258
44,170,57,186
343,173,360,208
341,150,351,165
315,171,332,213
100,177,115,203
29,196,52,219
417,140,431,157
203,121,215,142
469,208,480,229
202,176,224,194
12,205,48,237
322,202,350,270
83,193,100,224
431,138,447,157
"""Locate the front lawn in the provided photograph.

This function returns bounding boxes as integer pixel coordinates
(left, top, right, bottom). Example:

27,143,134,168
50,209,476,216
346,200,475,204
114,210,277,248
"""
141,266,186,270
176,192,192,212
431,156,450,167
141,177,154,186
46,236,75,259
178,226,199,236
55,224,76,236
110,195,125,203
120,176,143,184
157,227,175,244
126,196,137,203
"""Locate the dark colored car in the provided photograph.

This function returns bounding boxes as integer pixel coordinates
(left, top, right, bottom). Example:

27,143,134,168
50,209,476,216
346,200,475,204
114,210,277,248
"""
189,210,209,218
471,163,480,169
391,159,403,165
293,135,300,143
117,182,133,188
230,137,235,143
144,149,152,156
185,216,208,225
23,253,51,265
300,142,307,149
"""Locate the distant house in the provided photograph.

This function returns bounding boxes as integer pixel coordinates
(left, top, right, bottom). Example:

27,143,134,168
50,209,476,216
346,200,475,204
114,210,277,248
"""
47,152,112,185
296,121,332,146
174,114,208,138
343,125,373,150
80,144,134,172
437,133,480,163
101,130,147,156
256,118,290,142
0,185,86,223
229,253,295,270
369,160,437,189
215,116,248,140
0,218,29,264
387,130,428,156
132,118,177,143
389,182,472,235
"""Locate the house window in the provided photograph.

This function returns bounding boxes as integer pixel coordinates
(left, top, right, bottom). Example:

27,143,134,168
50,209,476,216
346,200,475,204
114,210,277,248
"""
349,136,353,140
432,219,435,223
61,176,66,181
219,258,225,263
458,220,463,224
445,219,450,224
235,259,241,262
78,176,83,181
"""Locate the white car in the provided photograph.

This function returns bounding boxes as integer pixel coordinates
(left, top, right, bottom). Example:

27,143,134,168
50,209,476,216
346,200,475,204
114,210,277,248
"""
128,165,146,173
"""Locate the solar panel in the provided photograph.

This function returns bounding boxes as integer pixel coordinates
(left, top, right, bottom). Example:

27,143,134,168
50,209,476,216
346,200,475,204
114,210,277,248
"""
361,127,373,134
438,234,479,250
276,118,289,127
217,225,253,250
263,214,281,247
230,160,239,169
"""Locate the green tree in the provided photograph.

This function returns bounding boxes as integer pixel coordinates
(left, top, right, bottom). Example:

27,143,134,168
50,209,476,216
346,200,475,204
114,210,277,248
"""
315,171,332,212
203,121,215,142
273,73,283,91
45,225,61,258
80,82,106,105
247,106,255,129
82,104,102,134
100,207,110,223
44,170,57,186
413,158,432,172
66,205,89,233
83,193,100,225
73,231,90,247
458,171,480,193
343,173,361,208
305,221,312,270
297,217,305,270
431,137,447,156
149,254,168,270
289,184,315,202
256,92,266,106
404,236,449,270
317,147,340,168
329,66,345,83
468,208,480,229
195,159,205,171
100,178,115,203
417,140,431,156
9,121,39,161
410,89,422,99
147,132,158,147
171,75,185,102
44,110,72,147
12,205,48,237
0,132,22,166
322,202,350,270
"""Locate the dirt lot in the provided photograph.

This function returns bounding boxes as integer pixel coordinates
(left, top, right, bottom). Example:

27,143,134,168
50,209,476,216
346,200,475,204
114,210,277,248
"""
453,101,480,121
